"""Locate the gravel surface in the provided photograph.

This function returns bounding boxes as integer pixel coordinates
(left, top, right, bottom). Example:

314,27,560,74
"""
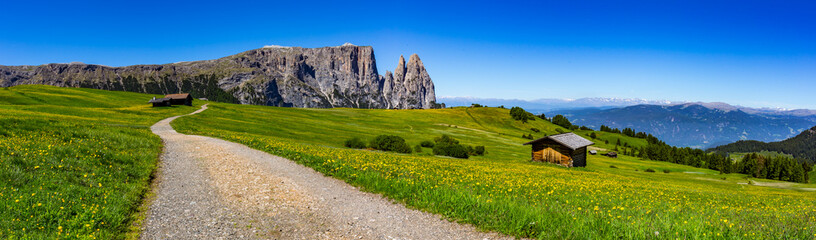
141,104,511,239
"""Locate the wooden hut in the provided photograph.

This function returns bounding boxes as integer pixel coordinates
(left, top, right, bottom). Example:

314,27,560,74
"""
604,152,618,158
523,132,594,167
165,93,193,106
149,97,171,107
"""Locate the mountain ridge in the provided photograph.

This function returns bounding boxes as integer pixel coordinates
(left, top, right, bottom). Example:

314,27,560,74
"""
710,126,816,163
439,96,816,117
548,103,816,148
0,45,437,109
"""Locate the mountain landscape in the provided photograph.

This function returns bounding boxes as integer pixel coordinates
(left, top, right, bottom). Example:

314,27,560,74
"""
0,44,437,109
4,85,814,239
438,96,680,112
547,103,816,148
711,126,816,162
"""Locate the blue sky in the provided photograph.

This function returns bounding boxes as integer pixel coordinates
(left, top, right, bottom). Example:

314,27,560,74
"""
1,1,814,109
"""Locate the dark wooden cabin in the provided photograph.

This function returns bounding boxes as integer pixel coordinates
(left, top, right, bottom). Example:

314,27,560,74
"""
165,93,193,106
523,132,595,167
149,97,171,107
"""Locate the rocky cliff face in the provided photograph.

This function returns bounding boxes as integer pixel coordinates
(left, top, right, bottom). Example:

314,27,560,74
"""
0,45,437,109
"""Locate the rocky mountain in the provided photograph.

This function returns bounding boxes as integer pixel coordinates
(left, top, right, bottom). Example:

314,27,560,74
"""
0,44,437,109
548,104,816,149
710,126,816,163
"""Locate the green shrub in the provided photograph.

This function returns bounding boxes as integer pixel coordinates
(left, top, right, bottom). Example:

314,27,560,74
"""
663,169,671,173
433,143,469,159
645,168,656,173
610,165,618,169
473,146,486,156
420,140,435,148
434,135,459,145
522,134,534,140
369,135,412,153
530,128,540,133
510,106,535,123
414,144,423,153
344,137,367,149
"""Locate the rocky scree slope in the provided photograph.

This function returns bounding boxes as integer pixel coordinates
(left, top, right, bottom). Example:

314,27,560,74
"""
0,45,436,109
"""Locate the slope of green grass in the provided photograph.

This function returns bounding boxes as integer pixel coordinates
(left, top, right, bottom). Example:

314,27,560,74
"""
173,102,816,239
0,85,200,239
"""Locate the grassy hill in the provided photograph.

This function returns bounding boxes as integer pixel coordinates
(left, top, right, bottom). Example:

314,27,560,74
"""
0,85,200,239
2,85,814,239
173,102,816,239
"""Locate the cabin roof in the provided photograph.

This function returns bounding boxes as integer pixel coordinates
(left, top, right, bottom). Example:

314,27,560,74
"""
148,97,170,103
523,132,595,150
165,93,190,100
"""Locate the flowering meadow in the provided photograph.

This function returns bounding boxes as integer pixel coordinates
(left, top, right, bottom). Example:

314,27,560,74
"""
0,85,199,239
174,103,816,239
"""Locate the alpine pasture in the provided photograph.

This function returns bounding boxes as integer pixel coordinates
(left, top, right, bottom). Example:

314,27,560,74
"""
0,85,200,239
1,85,814,239
173,102,816,239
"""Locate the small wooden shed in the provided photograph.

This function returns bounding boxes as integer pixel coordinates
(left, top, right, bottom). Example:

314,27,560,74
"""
523,132,595,167
149,97,171,107
165,93,193,106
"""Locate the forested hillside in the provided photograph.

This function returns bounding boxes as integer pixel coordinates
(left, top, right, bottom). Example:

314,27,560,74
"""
711,126,816,163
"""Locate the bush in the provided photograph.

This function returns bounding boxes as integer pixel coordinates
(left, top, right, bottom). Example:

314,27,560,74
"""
344,137,367,149
420,140,435,148
530,128,540,133
522,134,534,140
473,146,486,156
369,135,412,153
434,135,459,145
510,106,535,123
414,144,423,153
645,168,656,173
555,128,567,134
663,169,671,173
610,165,618,169
433,143,469,159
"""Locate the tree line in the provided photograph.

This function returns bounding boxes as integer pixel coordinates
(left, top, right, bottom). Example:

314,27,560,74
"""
709,126,816,163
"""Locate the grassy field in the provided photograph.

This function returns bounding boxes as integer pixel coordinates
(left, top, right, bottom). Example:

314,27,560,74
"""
173,102,816,239
728,150,794,161
0,85,200,239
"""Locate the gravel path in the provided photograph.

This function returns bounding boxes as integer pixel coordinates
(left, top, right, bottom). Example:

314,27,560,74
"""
141,104,510,239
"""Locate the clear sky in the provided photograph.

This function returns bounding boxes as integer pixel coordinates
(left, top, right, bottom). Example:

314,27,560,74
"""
1,1,814,109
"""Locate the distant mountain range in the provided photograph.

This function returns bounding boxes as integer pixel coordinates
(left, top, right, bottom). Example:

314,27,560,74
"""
546,103,816,149
439,97,816,118
711,126,816,163
438,96,680,112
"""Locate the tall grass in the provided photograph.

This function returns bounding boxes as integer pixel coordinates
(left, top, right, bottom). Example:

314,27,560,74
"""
173,102,816,239
0,85,199,239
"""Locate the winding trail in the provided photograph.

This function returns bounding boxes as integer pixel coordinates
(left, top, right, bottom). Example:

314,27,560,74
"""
141,104,509,239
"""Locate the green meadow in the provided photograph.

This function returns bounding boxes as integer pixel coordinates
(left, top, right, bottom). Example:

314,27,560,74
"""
0,85,199,239
2,85,814,239
173,102,816,239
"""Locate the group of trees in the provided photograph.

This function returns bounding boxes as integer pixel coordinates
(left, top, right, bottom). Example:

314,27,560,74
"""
344,135,485,159
509,107,536,123
550,115,572,129
636,135,812,183
599,125,648,139
710,126,816,163
431,135,485,159
735,153,811,183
